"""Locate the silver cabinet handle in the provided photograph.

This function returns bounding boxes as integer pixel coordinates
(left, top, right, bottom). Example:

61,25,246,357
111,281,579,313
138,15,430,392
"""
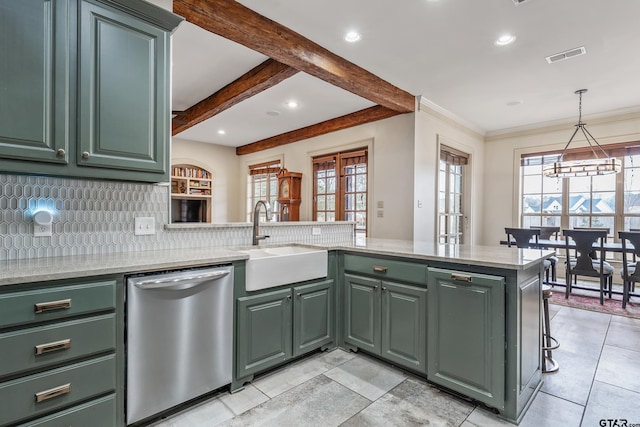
373,285,378,290
82,151,90,159
382,287,387,291
56,148,65,157
451,273,473,283
373,265,388,273
34,299,71,314
35,383,71,403
35,339,72,355
296,292,301,297
286,295,292,300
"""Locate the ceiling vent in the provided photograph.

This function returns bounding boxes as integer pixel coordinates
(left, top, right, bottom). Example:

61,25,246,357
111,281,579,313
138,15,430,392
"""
512,0,532,4
545,46,586,64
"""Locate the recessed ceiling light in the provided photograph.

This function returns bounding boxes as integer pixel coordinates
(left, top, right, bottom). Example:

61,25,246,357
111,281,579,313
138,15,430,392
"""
344,31,361,43
286,100,299,109
217,129,226,135
495,34,516,46
506,100,523,107
266,110,280,116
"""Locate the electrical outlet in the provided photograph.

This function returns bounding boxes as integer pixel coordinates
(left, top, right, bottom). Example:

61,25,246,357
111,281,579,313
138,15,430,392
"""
377,210,384,218
134,217,155,235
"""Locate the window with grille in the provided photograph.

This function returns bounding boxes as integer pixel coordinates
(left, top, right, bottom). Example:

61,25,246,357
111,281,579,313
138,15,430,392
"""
438,145,468,244
520,141,640,242
313,149,368,238
247,160,281,222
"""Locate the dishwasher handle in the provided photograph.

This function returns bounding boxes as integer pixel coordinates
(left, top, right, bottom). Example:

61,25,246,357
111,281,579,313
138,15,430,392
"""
134,270,230,291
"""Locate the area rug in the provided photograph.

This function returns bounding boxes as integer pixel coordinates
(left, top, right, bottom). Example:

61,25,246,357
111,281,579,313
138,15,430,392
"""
548,284,640,319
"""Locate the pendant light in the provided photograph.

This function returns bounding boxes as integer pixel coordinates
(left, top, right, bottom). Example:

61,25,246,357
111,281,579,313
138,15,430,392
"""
543,89,621,178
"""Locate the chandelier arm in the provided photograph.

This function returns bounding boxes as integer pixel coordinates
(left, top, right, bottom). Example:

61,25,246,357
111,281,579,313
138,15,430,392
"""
581,125,610,158
558,126,581,161
579,125,603,159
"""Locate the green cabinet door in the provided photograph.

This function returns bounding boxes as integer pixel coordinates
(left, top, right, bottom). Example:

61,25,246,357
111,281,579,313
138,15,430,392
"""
236,289,292,378
344,274,380,354
427,268,505,410
381,281,427,374
293,279,334,357
78,0,169,176
0,0,71,164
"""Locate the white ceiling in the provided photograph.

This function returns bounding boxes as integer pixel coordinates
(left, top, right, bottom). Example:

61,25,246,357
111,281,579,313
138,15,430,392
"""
165,0,640,147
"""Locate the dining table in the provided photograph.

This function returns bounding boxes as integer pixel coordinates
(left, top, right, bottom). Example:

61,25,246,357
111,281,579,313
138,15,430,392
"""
500,238,639,299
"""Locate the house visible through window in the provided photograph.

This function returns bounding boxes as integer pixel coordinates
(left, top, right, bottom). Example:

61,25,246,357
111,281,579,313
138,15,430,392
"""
313,149,368,238
247,160,281,221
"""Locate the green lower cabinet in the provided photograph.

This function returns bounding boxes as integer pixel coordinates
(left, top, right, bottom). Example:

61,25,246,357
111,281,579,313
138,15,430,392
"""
236,288,292,379
427,267,505,411
381,281,427,372
344,273,427,374
293,280,334,357
236,279,335,380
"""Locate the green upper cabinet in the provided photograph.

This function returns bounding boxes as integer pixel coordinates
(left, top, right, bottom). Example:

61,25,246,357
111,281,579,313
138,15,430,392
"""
77,0,168,175
0,0,72,164
0,0,182,182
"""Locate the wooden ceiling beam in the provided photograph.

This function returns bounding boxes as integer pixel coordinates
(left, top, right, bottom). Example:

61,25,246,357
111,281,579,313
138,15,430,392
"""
173,0,415,113
172,58,299,135
236,106,403,155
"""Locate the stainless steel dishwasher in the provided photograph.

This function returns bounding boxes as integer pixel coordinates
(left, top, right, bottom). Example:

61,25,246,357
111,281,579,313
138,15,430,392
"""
126,265,233,424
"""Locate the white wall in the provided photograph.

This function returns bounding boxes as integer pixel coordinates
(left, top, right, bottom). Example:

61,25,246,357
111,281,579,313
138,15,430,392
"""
413,106,486,245
171,137,241,222
482,112,640,246
238,114,416,240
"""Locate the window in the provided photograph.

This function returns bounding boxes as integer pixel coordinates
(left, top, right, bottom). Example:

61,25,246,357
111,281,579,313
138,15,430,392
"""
438,145,468,244
247,160,281,221
520,141,640,241
313,149,368,238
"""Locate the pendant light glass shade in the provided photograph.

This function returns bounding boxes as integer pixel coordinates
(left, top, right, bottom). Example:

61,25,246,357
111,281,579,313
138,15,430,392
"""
543,89,621,178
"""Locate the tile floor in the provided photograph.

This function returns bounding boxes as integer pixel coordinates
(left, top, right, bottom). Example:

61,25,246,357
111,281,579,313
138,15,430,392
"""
151,305,640,427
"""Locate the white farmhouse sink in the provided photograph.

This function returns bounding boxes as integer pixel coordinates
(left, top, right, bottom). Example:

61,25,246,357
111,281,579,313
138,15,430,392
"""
240,245,328,291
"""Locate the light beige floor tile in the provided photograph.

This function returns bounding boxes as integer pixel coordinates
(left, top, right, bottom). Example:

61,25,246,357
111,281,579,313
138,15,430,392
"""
220,375,370,427
595,345,640,393
324,354,407,401
342,377,473,426
219,384,269,416
605,320,640,352
582,380,640,425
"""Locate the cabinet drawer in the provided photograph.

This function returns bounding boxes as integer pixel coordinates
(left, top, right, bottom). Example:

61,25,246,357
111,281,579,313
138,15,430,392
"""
0,314,115,379
0,355,116,425
343,254,427,284
0,280,116,328
16,394,116,427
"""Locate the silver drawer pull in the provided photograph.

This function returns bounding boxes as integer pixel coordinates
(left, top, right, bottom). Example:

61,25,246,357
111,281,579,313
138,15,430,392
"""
34,299,71,314
35,383,71,403
373,265,388,273
451,273,472,283
35,339,72,355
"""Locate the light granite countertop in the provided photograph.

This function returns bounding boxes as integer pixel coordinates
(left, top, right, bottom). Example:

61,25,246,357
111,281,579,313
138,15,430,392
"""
0,238,553,286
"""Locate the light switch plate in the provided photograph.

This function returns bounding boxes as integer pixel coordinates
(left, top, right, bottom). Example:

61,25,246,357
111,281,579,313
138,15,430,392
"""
135,217,155,235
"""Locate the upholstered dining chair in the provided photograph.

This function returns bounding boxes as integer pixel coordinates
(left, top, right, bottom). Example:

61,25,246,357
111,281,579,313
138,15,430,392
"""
531,226,560,282
562,229,614,304
618,231,640,309
505,227,552,283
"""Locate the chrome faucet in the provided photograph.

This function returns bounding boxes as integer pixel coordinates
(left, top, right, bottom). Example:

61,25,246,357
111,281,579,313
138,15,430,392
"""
252,200,272,245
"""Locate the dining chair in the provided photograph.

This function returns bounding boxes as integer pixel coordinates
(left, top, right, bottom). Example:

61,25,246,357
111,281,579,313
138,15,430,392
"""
618,231,640,309
530,226,560,282
562,229,614,304
505,227,552,283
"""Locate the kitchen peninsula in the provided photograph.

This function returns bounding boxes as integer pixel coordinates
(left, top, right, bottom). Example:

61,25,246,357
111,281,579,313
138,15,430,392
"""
0,239,552,425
